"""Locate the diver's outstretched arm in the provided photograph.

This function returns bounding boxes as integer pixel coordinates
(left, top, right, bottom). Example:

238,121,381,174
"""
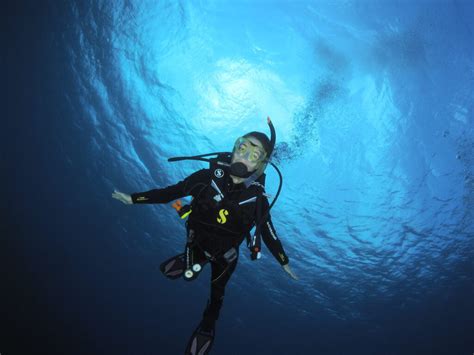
260,198,298,281
112,168,209,205
112,190,133,205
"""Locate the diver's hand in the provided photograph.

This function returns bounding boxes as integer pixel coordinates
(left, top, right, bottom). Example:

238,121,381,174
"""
283,264,299,280
112,189,133,205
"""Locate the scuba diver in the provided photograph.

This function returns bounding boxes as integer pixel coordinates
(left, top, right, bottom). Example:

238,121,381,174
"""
112,117,298,355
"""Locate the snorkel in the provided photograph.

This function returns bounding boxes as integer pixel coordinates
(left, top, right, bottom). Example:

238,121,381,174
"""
230,117,276,187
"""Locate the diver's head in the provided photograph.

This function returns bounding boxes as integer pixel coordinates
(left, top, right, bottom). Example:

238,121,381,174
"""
229,117,276,185
229,132,271,184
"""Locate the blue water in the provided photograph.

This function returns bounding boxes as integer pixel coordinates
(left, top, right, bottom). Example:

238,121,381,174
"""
3,1,473,354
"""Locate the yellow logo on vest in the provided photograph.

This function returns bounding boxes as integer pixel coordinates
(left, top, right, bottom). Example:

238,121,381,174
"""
217,209,229,224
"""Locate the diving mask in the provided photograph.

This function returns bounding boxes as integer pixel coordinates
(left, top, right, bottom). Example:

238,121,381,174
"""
232,137,267,163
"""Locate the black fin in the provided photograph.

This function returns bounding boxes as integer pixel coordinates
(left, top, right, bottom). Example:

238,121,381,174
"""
184,321,215,355
160,253,186,279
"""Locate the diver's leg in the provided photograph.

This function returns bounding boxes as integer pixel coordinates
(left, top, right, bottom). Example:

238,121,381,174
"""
184,250,239,354
204,254,238,327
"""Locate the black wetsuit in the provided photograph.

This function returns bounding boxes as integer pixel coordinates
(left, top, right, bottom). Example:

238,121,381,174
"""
131,167,289,323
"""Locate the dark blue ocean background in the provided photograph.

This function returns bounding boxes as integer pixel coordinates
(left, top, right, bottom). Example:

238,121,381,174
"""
3,1,473,354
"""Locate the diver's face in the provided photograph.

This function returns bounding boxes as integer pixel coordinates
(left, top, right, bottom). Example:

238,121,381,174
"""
230,136,266,184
